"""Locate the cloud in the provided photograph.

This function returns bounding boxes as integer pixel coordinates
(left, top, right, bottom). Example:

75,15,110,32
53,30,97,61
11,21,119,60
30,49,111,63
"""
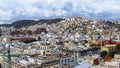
0,0,120,24
0,10,13,20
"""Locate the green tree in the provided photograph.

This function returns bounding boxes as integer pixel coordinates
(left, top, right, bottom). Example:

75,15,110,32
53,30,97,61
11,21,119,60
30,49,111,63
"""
116,44,120,54
101,51,108,58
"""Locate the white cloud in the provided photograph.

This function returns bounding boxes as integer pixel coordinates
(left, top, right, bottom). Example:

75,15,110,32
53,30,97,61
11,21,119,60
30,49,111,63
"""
54,10,68,16
0,0,120,24
0,10,13,20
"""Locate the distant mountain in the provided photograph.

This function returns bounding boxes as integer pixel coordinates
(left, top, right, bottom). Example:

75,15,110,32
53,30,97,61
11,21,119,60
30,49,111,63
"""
11,20,37,28
38,18,64,24
0,18,64,28
0,24,11,27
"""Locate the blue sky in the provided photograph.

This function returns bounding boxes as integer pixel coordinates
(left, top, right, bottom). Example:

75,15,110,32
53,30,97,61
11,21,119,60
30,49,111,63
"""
0,0,120,24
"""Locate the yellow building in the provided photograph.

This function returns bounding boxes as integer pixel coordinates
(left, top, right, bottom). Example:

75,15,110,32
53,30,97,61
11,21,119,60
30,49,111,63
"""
40,50,51,56
114,54,120,59
64,41,73,46
101,44,116,53
39,45,52,56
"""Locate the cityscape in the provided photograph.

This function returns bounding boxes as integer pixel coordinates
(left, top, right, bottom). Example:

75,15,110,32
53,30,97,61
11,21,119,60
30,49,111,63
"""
0,17,120,68
0,0,120,68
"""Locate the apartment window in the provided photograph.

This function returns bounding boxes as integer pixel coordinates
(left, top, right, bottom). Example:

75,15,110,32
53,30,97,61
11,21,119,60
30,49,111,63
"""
68,58,70,62
61,59,64,64
65,59,67,64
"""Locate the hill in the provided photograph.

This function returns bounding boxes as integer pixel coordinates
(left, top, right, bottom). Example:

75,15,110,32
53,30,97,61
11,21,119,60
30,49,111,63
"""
0,18,64,28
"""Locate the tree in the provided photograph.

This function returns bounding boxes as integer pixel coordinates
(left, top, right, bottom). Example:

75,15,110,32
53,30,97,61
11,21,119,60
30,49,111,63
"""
109,52,115,58
56,41,64,45
38,36,41,41
101,51,108,58
116,44,120,54
35,28,47,34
